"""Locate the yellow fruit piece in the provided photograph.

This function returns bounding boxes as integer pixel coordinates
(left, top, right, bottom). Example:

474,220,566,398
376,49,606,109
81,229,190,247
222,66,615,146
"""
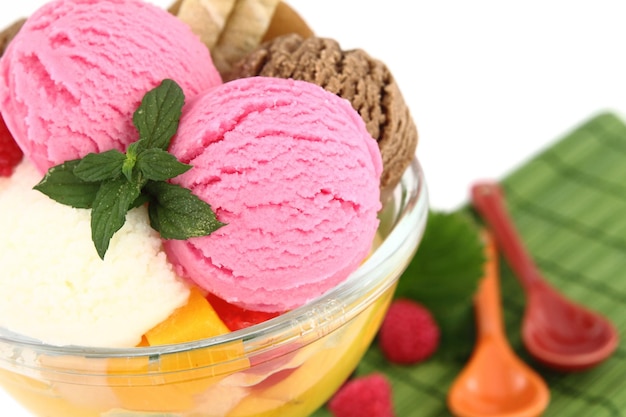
109,340,250,413
111,287,249,412
145,287,230,346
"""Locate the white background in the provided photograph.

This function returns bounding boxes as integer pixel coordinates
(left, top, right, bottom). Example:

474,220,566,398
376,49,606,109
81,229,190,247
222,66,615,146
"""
1,0,626,415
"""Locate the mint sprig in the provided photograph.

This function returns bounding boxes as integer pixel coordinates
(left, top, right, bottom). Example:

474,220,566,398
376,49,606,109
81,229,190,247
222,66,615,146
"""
34,79,225,259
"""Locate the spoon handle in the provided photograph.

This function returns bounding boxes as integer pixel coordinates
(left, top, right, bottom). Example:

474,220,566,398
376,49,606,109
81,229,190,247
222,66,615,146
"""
471,181,540,289
475,233,506,338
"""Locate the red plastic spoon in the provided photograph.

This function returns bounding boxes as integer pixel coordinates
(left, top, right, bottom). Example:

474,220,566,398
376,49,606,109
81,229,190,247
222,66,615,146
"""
471,181,619,372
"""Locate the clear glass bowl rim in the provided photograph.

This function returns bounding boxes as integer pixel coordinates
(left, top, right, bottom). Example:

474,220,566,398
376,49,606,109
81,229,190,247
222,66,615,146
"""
0,158,428,361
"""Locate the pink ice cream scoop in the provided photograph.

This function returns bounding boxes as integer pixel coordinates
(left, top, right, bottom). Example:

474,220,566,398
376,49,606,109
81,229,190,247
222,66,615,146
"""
165,77,383,312
0,0,222,173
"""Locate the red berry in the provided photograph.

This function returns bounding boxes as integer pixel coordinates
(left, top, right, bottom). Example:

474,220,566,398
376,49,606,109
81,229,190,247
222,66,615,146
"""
0,116,23,177
378,299,440,365
205,292,280,331
328,373,395,417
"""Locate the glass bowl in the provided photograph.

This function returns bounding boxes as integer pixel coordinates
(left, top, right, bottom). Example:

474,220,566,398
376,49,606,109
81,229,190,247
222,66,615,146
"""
0,157,429,417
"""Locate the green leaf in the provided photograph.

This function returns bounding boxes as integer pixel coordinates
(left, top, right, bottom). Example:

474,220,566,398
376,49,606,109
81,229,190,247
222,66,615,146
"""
395,209,485,359
133,79,184,151
136,148,191,181
122,142,140,182
145,181,225,240
130,193,150,209
74,150,126,182
33,160,100,209
32,79,224,259
91,177,142,259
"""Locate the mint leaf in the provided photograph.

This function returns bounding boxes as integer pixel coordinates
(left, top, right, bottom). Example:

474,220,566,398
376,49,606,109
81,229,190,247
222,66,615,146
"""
122,142,140,182
146,181,225,239
130,193,150,209
395,209,485,359
34,160,100,208
91,178,142,259
74,150,126,182
34,79,222,259
136,148,191,181
133,79,184,151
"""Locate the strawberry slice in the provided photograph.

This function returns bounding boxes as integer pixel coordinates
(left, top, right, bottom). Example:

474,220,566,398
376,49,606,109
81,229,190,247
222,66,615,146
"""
206,292,281,331
0,116,23,177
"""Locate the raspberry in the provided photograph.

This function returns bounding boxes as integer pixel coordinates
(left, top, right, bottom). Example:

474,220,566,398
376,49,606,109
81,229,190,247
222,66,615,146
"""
328,373,395,417
0,116,23,177
378,298,440,364
205,292,280,331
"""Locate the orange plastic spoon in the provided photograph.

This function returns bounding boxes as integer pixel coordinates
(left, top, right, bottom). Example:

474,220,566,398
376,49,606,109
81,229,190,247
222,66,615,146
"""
471,181,619,371
448,234,550,417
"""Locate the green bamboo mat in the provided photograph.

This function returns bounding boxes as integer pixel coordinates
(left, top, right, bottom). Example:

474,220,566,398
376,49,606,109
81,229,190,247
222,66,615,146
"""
312,112,626,417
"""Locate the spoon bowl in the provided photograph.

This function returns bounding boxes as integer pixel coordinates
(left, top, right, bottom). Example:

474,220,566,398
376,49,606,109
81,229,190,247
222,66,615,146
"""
448,234,550,417
471,181,619,372
523,280,618,371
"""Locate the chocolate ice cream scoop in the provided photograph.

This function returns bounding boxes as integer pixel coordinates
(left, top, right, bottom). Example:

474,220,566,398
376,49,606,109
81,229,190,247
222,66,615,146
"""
227,33,418,193
0,18,25,57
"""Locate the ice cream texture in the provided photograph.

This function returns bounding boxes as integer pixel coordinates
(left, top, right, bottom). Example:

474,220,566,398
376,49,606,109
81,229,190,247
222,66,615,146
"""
0,161,191,348
228,33,418,193
0,0,386,344
0,0,224,348
165,76,383,312
0,0,222,174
